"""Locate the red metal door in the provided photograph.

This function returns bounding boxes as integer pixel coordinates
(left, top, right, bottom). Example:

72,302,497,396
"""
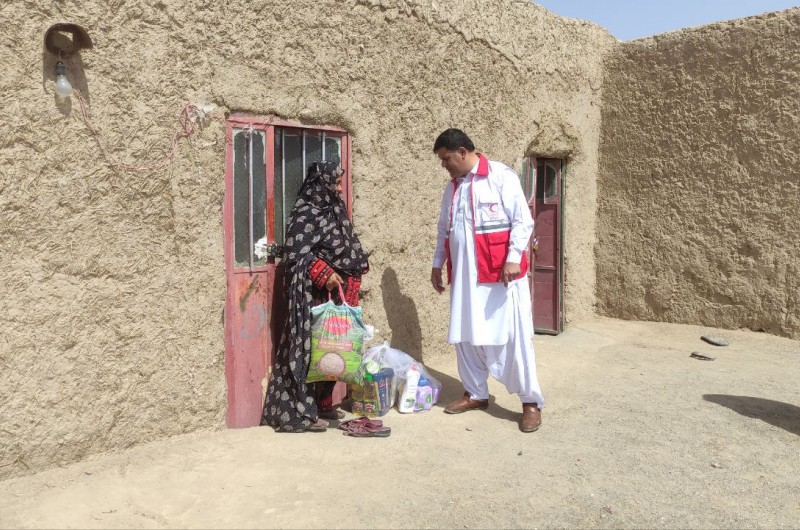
523,157,563,334
224,117,351,428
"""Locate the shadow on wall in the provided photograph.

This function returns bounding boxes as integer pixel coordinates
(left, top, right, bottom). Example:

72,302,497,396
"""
703,394,800,437
382,266,484,411
381,267,424,362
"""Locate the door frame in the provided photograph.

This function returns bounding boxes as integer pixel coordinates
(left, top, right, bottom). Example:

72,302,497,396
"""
223,115,352,427
524,156,565,335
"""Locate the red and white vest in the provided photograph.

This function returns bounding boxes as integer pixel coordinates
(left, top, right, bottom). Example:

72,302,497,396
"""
445,154,529,284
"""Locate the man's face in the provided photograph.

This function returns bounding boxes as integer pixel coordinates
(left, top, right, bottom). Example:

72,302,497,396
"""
436,147,471,179
335,174,343,195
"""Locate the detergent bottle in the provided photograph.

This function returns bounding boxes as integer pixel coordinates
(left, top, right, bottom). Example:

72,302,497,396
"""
397,365,420,413
414,375,434,412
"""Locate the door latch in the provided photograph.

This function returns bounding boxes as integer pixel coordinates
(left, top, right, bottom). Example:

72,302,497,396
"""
265,243,283,258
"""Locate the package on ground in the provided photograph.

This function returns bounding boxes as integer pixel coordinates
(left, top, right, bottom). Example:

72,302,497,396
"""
306,290,366,385
362,342,442,413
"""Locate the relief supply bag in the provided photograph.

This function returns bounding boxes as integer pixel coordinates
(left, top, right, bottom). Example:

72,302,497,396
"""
363,341,442,412
306,285,366,385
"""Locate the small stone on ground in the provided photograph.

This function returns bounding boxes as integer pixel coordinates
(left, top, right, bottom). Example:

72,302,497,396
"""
701,335,729,346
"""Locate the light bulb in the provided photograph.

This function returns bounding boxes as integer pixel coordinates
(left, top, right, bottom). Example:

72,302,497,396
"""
54,61,72,98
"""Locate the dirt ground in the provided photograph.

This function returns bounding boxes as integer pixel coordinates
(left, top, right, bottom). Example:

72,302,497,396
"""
1,317,799,529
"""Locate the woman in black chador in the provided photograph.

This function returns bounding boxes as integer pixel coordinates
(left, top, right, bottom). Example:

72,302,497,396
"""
261,161,369,432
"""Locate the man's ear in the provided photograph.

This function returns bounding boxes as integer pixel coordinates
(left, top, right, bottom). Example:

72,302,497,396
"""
458,147,468,158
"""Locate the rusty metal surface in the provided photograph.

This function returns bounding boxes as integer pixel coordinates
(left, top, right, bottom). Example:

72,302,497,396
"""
44,23,93,57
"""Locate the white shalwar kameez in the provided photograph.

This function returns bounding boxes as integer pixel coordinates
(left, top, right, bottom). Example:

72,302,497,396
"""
433,160,543,407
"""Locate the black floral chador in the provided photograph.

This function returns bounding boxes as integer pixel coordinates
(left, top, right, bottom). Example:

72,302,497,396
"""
261,161,369,432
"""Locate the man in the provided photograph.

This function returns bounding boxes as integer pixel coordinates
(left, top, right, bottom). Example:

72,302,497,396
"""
430,128,543,433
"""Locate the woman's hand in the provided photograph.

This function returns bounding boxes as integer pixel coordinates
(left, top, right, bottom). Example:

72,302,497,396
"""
325,272,343,291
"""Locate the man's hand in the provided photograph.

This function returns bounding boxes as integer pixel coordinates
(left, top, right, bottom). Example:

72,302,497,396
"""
501,262,521,287
431,267,445,294
325,272,343,291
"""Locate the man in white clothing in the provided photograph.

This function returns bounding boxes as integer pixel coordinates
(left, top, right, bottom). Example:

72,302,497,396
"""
430,128,543,432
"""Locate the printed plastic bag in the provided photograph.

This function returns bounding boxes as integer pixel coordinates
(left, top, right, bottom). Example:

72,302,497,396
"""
306,286,366,385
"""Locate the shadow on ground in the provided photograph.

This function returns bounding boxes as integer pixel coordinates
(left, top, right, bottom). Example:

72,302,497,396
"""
380,266,520,422
703,394,800,436
381,266,461,410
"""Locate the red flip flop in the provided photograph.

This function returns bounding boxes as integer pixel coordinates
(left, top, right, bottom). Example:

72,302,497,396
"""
338,417,383,430
339,417,391,437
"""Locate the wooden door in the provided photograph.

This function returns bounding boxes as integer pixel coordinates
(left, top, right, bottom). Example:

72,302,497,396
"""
224,116,351,428
522,157,563,334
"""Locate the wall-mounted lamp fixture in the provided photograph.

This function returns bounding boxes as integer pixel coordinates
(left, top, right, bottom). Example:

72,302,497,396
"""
44,23,93,99
54,61,72,98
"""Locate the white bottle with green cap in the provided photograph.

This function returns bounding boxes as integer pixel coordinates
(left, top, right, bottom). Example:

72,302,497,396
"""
398,365,421,413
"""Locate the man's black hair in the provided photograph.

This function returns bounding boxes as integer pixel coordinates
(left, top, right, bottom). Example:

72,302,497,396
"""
433,128,475,153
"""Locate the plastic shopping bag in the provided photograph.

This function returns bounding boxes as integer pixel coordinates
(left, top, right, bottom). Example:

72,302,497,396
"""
363,342,442,412
306,286,366,385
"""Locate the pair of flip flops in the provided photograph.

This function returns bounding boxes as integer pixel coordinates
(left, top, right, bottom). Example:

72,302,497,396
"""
338,416,391,437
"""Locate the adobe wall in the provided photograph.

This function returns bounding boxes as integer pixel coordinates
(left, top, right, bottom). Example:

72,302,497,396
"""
597,9,800,337
0,0,613,478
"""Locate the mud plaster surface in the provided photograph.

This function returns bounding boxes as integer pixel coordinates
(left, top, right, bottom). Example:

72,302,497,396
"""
0,0,614,478
597,8,800,338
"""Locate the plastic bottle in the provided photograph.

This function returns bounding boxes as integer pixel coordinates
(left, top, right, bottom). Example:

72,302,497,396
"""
352,367,394,417
372,368,394,416
351,373,380,417
415,375,434,412
398,365,421,413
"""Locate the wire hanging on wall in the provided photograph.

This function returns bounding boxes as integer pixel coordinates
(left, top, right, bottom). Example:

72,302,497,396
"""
66,60,223,173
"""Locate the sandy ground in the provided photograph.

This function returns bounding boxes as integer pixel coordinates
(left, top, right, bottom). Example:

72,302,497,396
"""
1,317,799,529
